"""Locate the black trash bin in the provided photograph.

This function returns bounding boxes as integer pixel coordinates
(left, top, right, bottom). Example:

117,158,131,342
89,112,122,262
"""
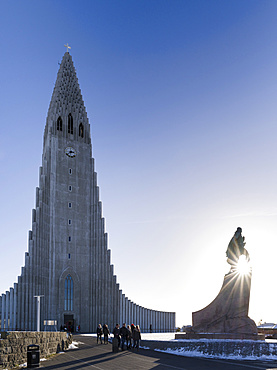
27,344,40,368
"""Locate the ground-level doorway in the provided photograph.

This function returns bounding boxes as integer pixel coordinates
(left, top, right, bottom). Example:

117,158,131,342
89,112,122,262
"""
64,314,74,333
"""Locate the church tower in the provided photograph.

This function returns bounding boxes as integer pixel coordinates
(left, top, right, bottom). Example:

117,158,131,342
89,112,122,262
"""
0,52,175,332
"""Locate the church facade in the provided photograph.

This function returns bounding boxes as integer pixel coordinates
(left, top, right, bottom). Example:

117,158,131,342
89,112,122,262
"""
0,52,175,333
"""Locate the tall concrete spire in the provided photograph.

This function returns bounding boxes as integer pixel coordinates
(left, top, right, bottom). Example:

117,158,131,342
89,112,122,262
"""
44,52,91,149
0,52,176,333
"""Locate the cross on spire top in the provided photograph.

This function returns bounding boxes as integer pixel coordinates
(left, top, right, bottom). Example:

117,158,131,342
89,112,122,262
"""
64,43,71,53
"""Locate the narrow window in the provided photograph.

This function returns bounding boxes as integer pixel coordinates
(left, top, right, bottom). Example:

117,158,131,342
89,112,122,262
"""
68,202,72,208
68,185,72,191
68,219,72,225
64,275,73,311
68,114,73,134
68,236,71,242
57,116,63,131
69,169,72,175
68,254,71,259
79,123,84,138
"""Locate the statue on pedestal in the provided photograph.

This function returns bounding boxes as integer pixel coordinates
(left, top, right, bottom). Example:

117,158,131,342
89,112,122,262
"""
189,227,258,338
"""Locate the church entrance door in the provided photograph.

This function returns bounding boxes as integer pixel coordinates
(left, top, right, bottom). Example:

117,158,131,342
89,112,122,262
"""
64,314,74,333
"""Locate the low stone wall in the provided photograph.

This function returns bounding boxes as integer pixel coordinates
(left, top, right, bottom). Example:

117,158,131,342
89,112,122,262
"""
140,339,277,359
0,331,72,369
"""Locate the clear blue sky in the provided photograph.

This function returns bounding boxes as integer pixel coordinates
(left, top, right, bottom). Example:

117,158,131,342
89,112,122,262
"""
1,0,277,327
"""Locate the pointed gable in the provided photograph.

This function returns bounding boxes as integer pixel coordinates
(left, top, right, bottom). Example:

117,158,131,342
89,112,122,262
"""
44,52,90,145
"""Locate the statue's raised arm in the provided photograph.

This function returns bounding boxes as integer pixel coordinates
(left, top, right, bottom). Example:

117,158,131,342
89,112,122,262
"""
226,227,250,269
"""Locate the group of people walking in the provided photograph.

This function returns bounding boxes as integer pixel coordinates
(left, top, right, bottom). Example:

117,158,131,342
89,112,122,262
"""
112,323,141,350
96,324,110,344
96,323,141,350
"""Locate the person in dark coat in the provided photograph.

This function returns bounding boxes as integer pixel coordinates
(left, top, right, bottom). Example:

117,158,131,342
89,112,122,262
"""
103,324,110,344
97,324,103,344
133,325,141,351
112,323,121,347
119,323,128,350
126,325,132,349
131,323,135,348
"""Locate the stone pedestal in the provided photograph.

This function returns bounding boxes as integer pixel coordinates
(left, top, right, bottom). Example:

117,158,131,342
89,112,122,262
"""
183,270,259,339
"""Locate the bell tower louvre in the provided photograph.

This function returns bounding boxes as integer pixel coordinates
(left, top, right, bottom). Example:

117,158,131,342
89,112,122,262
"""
0,51,175,332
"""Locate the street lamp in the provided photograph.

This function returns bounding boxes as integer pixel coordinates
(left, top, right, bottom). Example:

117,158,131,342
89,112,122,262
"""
34,295,44,332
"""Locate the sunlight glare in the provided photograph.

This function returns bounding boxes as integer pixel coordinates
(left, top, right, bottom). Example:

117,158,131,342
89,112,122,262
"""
236,255,251,275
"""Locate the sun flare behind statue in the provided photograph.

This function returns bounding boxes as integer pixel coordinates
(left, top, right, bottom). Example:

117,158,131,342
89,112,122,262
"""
236,254,251,275
226,227,251,275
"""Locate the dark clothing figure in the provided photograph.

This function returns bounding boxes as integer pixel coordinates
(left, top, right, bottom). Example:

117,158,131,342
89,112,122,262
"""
113,324,121,347
119,324,128,350
131,324,135,348
133,325,141,351
103,324,110,344
97,324,103,344
126,325,132,349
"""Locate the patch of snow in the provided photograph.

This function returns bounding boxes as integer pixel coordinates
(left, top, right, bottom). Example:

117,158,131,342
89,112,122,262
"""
141,333,176,341
156,347,277,362
266,339,277,343
68,342,78,349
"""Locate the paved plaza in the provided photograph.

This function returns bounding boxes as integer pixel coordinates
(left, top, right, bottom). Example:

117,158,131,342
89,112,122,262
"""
37,335,277,370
